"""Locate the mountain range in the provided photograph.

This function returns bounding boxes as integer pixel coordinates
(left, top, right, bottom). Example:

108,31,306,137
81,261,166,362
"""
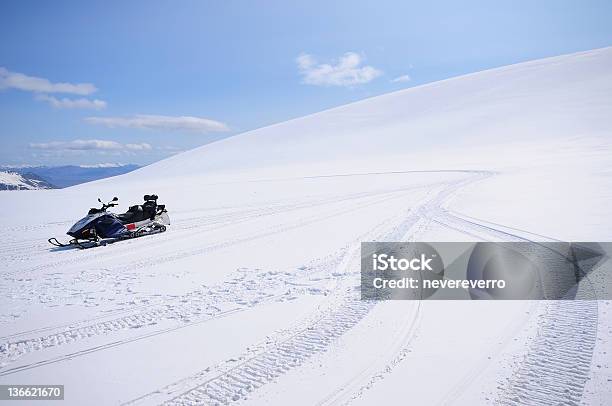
0,164,140,190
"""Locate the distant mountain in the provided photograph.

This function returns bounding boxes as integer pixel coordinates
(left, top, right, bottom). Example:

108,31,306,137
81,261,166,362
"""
0,171,57,190
0,164,140,189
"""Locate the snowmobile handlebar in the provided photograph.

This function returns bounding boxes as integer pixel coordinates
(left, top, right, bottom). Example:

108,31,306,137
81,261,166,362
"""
92,197,119,212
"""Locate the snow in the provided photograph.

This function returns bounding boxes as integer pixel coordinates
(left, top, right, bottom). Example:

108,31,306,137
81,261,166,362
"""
0,171,26,187
1,47,612,405
0,171,43,190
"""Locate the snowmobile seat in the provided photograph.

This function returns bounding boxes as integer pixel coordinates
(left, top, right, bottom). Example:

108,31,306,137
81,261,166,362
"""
117,205,149,223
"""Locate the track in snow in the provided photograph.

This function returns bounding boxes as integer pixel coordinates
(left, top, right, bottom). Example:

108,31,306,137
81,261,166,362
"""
0,186,427,370
429,208,599,406
124,172,485,405
308,183,600,406
498,301,598,406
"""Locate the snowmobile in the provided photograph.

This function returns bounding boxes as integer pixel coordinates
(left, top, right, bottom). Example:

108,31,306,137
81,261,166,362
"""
48,194,170,249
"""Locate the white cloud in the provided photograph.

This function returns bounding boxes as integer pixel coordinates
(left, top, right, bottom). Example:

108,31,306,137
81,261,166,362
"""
296,52,382,87
125,143,152,151
29,139,152,152
85,114,229,134
30,140,122,150
0,67,97,95
36,94,107,110
391,74,411,83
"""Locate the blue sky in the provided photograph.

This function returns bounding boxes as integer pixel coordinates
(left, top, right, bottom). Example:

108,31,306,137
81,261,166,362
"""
1,0,611,166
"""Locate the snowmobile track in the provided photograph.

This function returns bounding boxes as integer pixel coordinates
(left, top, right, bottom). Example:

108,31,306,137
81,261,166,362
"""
0,184,423,370
498,300,598,406
2,171,494,405
0,252,346,370
312,179,599,406
162,299,375,406
431,209,599,406
125,173,485,405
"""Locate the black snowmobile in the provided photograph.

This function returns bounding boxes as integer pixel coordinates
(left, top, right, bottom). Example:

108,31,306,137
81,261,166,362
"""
49,194,170,249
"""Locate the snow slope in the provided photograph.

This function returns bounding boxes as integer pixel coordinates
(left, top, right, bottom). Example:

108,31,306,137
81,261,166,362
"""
144,47,612,177
0,47,611,405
